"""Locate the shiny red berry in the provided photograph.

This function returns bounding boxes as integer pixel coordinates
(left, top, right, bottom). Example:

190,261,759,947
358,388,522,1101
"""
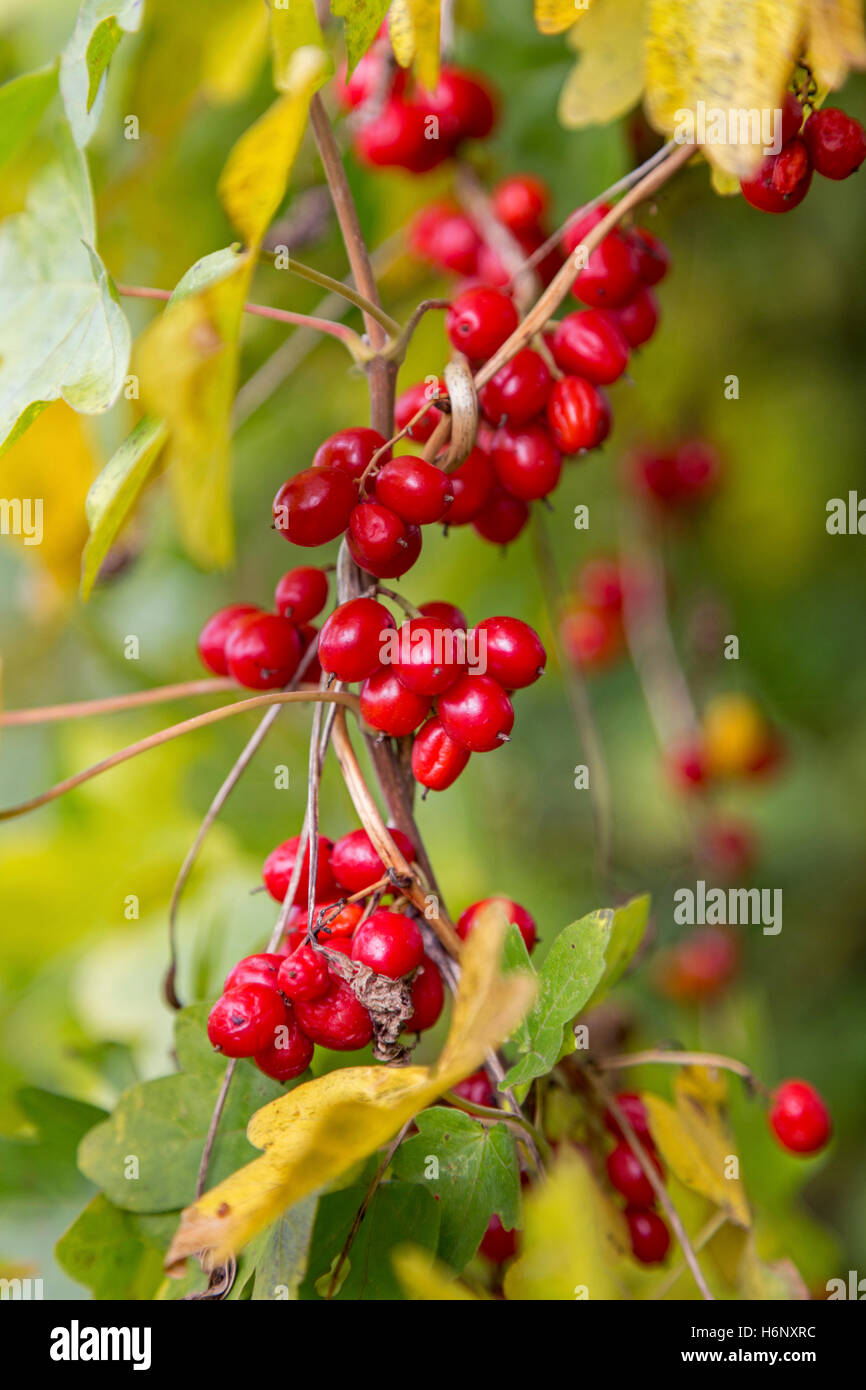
224,953,284,993
347,502,422,578
392,614,467,695
491,422,562,500
479,1213,517,1263
415,66,497,145
318,597,396,683
630,226,670,285
224,613,302,690
313,427,389,482
479,349,552,426
438,674,514,752
207,985,287,1058
740,138,813,212
475,615,546,688
626,1207,670,1264
337,48,405,111
441,446,495,525
351,908,424,978
545,375,611,454
579,557,623,612
451,1068,496,1107
616,287,660,348
406,955,445,1031
277,942,330,1003
274,566,329,623
561,604,622,669
316,901,365,939
409,204,481,274
262,834,338,906
603,1092,653,1145
804,106,866,179
418,599,467,629
655,926,740,1002
564,206,641,308
197,604,260,676
253,1014,315,1082
471,486,529,544
606,1141,662,1206
355,97,441,172
550,310,630,384
457,896,537,952
769,1080,832,1154
294,978,374,1051
330,826,416,894
395,379,449,442
446,287,518,362
492,173,549,232
411,716,471,790
297,623,323,683
374,455,452,524
273,466,356,547
360,665,432,735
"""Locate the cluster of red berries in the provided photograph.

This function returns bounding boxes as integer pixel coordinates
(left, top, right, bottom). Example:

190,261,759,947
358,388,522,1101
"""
631,437,721,510
410,173,563,289
561,556,626,672
741,95,866,214
317,596,546,791
339,40,497,173
196,566,327,689
604,1093,671,1264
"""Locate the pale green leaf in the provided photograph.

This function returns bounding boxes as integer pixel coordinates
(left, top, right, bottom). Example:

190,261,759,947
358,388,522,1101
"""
60,0,146,147
0,65,59,171
80,415,168,599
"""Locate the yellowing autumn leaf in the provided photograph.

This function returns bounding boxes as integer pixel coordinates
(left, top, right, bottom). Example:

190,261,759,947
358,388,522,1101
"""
392,1246,487,1299
267,0,332,92
806,0,866,87
389,0,442,90
559,0,645,127
164,912,535,1273
643,1068,751,1228
503,1146,628,1300
536,0,598,37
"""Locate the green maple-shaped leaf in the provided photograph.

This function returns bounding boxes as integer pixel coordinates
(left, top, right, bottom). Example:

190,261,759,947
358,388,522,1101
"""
300,1181,441,1300
55,1195,177,1300
0,125,131,454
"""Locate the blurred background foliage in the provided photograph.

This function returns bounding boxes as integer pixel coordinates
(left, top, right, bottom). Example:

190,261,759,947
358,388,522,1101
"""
0,0,864,1297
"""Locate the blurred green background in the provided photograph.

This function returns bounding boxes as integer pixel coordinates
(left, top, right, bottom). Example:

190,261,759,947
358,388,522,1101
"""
1,1,865,1297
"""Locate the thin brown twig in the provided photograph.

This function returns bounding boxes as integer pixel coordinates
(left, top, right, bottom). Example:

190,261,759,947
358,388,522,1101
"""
116,283,366,354
598,1049,764,1091
0,679,238,726
195,1060,237,1199
325,1119,414,1299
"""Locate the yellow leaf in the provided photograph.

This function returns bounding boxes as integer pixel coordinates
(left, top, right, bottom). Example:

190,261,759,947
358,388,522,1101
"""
267,0,333,91
392,1245,488,1299
200,0,269,102
164,912,535,1273
219,46,330,250
0,400,95,599
643,1068,751,1228
645,0,808,176
536,0,598,36
806,0,866,88
388,0,442,89
559,0,645,128
503,1146,627,1300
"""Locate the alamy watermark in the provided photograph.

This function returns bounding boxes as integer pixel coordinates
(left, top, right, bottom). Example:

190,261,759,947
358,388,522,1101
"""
673,101,784,157
674,880,782,935
0,497,43,545
379,625,487,674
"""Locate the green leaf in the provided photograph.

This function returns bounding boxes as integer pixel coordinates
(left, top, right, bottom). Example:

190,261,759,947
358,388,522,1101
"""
300,1182,440,1300
0,1089,107,1201
55,1194,176,1299
392,1107,520,1271
585,892,650,1007
59,0,145,147
77,1007,285,1213
267,0,333,90
332,0,392,72
80,415,168,599
0,65,59,171
242,1196,319,1300
501,920,536,1053
0,127,131,453
168,245,246,306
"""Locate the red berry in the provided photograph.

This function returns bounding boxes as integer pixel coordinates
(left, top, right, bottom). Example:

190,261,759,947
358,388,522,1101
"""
414,66,497,146
491,422,562,500
392,614,467,696
479,349,552,426
441,446,495,525
224,953,284,993
438,674,514,752
780,92,805,144
296,623,323,683
411,716,471,790
351,908,424,978
337,48,405,111
656,927,740,1002
492,173,550,232
274,566,329,623
253,1015,315,1082
409,205,481,275
294,979,374,1051
355,97,442,172
197,604,260,676
550,310,630,384
479,1213,517,1264
603,1092,652,1145
475,615,546,688
457,897,537,953
471,486,529,545
360,666,432,736
418,599,467,629
804,106,866,180
564,205,641,307
561,604,622,669
626,1207,670,1264
630,226,670,285
318,597,396,683
313,427,389,482
606,1141,662,1206
698,818,757,880
273,466,356,547
740,138,813,212
224,613,303,690
579,558,623,613
546,375,611,454
395,379,449,442
374,455,452,524
451,1068,495,1107
668,738,708,792
769,1079,832,1155
616,286,660,348
207,985,287,1058
330,826,416,894
674,439,721,500
347,502,422,578
277,942,330,1003
446,287,518,362
406,955,445,1031
262,834,338,906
